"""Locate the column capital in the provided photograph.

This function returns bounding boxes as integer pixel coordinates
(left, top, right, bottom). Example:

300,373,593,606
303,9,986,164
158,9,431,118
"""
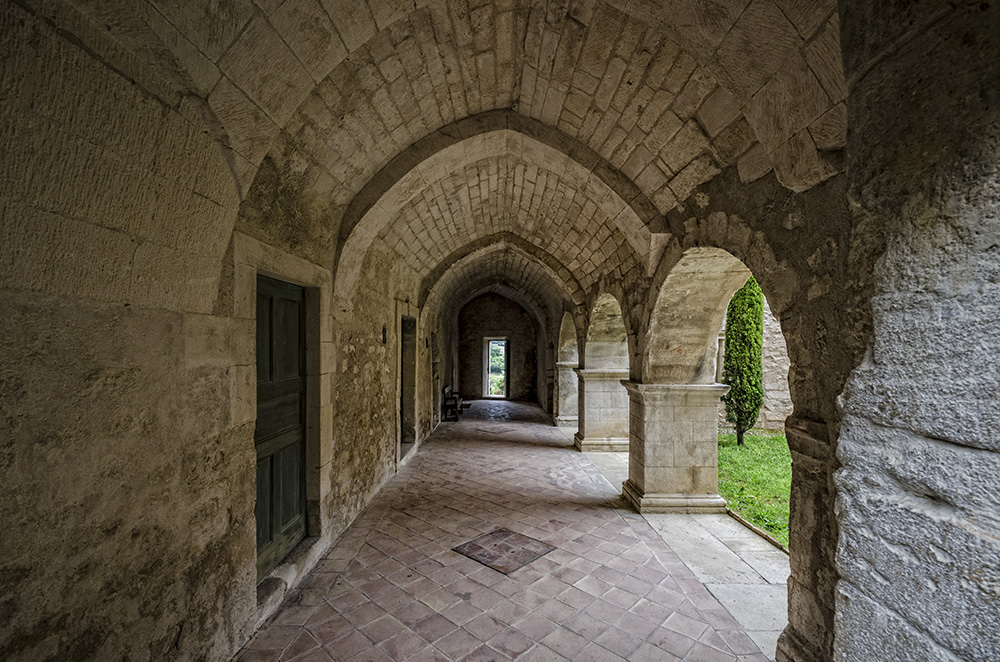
620,381,729,404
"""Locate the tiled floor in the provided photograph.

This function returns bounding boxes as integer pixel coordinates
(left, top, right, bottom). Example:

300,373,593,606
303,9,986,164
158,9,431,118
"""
237,401,773,662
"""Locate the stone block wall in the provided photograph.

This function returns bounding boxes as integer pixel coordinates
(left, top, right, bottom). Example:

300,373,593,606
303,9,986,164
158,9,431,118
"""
0,5,252,660
457,293,540,402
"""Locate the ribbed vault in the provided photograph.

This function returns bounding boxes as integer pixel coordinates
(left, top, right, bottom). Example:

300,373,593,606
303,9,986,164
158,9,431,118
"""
422,242,575,335
334,128,649,304
55,0,846,238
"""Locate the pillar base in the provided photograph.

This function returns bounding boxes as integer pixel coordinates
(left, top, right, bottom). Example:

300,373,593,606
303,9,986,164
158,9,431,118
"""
555,415,578,428
574,432,629,452
622,479,727,514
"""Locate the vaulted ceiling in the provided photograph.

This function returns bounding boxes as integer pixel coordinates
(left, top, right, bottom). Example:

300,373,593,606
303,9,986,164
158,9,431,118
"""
62,0,845,328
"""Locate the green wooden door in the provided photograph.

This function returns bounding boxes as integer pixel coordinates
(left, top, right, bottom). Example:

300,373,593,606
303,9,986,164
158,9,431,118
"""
255,276,306,580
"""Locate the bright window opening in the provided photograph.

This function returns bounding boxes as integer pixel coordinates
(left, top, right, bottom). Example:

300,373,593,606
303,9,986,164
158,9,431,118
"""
484,338,507,397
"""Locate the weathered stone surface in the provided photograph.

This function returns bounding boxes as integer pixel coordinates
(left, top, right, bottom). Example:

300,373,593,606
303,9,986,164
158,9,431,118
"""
744,52,832,154
715,0,801,102
808,102,847,151
3,2,995,662
835,3,1000,661
771,130,840,193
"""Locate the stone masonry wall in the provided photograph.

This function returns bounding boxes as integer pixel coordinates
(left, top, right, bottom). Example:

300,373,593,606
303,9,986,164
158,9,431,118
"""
0,5,252,660
458,293,540,402
835,3,1000,660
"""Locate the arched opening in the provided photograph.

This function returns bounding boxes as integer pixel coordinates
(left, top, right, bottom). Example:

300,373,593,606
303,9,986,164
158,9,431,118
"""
631,246,795,658
716,297,794,431
457,293,541,404
554,313,580,428
575,293,630,452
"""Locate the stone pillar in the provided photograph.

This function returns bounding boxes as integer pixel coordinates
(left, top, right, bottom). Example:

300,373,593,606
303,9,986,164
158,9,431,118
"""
832,4,1000,662
554,361,578,427
621,382,728,513
573,368,629,451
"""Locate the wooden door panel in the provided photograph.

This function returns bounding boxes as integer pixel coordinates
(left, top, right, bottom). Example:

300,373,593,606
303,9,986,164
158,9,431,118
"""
255,459,272,549
254,392,302,442
277,442,303,529
255,275,306,581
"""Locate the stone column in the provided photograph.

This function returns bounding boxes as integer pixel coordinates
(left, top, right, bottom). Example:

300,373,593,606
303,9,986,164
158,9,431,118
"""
573,368,629,451
832,4,1000,662
621,381,728,513
554,361,579,427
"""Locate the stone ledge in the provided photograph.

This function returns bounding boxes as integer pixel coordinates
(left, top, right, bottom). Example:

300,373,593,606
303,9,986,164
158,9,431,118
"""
621,380,729,404
574,433,629,452
254,535,327,630
622,479,727,513
555,415,578,428
574,368,630,379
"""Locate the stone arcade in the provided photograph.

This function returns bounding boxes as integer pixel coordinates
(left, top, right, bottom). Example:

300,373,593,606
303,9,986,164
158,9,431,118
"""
0,1,997,661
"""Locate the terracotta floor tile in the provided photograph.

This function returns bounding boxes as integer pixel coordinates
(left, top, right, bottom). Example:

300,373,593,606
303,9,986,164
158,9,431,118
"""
307,615,356,645
463,613,508,641
378,630,427,661
325,631,374,661
577,642,629,662
593,626,642,658
248,625,300,651
487,627,534,657
435,627,481,659
461,643,511,661
291,649,334,662
539,626,590,658
279,630,320,660
648,626,696,658
563,610,609,640
236,402,769,662
389,600,433,627
358,615,405,645
412,614,457,643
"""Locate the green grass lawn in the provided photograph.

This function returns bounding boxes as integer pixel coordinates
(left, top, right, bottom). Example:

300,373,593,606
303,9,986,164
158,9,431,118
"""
718,429,792,548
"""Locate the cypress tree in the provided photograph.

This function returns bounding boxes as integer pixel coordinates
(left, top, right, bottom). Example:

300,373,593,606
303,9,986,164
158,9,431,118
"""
721,276,764,446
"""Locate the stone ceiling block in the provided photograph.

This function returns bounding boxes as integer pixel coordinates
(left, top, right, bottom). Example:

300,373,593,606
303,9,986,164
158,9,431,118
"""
668,154,721,202
773,0,835,39
808,102,847,151
737,143,773,183
743,51,832,154
770,129,838,192
320,0,377,51
218,16,313,125
149,0,255,62
710,116,756,166
660,0,750,63
695,85,741,138
271,0,348,82
208,78,282,166
715,0,801,102
662,120,710,173
672,67,717,120
805,14,847,104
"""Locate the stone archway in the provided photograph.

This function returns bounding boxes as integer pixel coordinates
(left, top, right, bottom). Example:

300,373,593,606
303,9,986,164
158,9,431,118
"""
624,247,753,514
575,293,630,452
554,313,580,428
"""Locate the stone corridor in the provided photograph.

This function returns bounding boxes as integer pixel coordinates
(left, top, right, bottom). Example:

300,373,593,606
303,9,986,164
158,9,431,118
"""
237,402,779,662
